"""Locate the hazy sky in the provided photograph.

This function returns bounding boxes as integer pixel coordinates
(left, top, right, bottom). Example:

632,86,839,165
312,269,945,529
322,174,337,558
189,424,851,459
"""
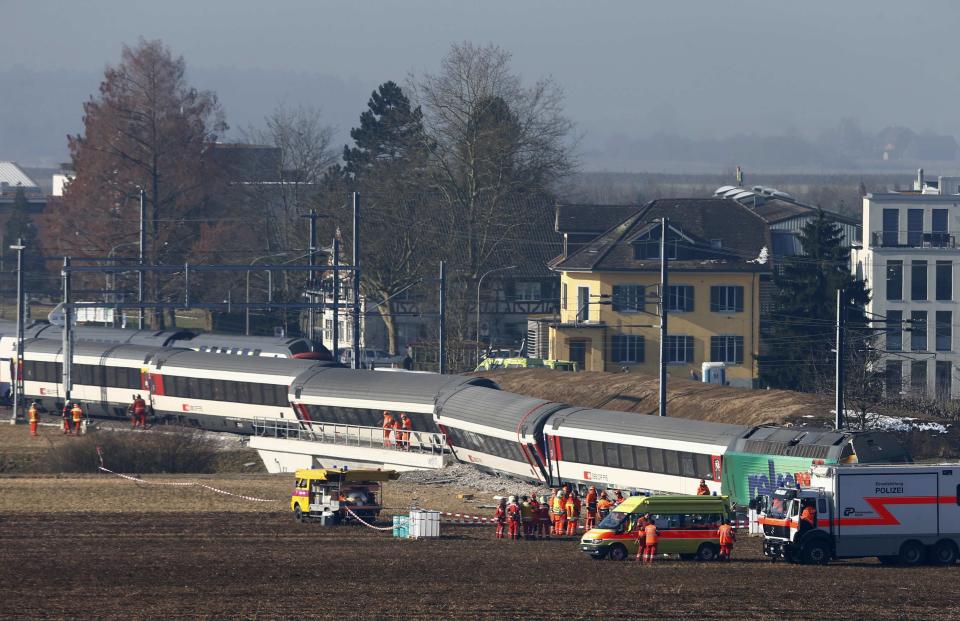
3,0,960,169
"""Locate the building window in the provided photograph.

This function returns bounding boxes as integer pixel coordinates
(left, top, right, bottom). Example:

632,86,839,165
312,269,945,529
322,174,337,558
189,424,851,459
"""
576,286,589,322
611,335,645,363
911,360,927,396
633,229,678,260
886,261,902,301
936,361,952,401
710,335,744,364
936,261,952,301
612,284,645,313
937,311,952,352
515,281,542,302
907,209,923,246
885,360,902,398
882,208,899,246
665,335,694,364
911,260,927,301
932,209,949,246
910,310,927,351
886,310,902,351
562,283,567,310
666,285,694,312
710,286,744,313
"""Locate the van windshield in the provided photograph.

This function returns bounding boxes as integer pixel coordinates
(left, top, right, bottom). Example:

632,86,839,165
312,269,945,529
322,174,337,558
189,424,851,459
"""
597,511,630,531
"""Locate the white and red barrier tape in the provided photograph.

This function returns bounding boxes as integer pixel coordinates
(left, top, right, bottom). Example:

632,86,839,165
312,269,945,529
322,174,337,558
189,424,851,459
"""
97,466,280,503
346,508,394,531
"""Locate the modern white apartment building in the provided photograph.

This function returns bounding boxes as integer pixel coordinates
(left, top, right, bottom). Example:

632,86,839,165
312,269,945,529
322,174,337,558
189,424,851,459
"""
853,171,960,400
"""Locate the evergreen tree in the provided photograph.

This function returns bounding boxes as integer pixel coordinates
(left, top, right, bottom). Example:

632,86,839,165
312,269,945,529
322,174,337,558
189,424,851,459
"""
3,187,45,281
762,209,870,391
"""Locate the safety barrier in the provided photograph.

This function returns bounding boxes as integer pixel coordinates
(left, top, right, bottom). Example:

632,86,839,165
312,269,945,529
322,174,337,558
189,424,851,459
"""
252,418,448,455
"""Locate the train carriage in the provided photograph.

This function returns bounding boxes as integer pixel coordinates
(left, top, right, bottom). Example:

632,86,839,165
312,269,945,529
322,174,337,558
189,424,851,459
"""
543,408,747,496
434,386,564,482
146,350,325,433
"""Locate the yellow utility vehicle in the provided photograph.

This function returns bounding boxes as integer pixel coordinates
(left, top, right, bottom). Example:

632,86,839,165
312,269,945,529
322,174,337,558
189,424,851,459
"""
291,468,399,525
580,494,733,561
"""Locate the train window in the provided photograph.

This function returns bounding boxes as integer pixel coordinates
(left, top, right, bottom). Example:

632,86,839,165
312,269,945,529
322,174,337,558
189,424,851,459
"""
288,340,310,355
664,450,680,476
603,442,620,468
619,444,635,469
574,439,589,463
197,379,212,400
648,448,665,473
695,454,713,480
560,437,575,461
679,452,696,478
634,446,650,471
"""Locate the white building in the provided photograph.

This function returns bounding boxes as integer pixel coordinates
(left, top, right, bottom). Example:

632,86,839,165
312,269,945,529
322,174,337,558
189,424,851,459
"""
853,171,960,400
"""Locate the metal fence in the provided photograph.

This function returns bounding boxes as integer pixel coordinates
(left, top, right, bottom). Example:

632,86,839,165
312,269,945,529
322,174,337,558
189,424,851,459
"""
253,418,448,455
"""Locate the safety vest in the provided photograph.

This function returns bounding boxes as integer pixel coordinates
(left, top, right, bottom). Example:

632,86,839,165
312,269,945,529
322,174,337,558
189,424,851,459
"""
494,505,506,523
552,496,565,515
520,502,532,522
507,503,520,521
28,406,38,422
565,498,579,519
382,416,393,429
718,524,735,545
71,406,83,422
401,417,412,431
697,483,710,496
597,498,613,517
643,523,658,545
134,399,146,414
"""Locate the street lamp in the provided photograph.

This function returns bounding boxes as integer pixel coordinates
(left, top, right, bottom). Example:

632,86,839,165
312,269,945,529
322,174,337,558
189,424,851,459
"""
246,252,292,336
476,265,517,364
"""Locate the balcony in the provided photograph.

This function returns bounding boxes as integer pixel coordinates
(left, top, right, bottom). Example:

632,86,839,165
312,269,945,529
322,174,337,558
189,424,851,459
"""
872,231,958,249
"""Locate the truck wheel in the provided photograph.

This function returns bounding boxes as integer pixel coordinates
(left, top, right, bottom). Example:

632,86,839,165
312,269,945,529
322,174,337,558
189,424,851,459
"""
931,540,958,565
800,539,830,565
607,544,628,561
898,541,925,567
696,543,718,561
294,505,304,522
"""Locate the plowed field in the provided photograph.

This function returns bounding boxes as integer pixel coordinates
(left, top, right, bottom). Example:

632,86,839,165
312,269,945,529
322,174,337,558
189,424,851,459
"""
1,512,957,620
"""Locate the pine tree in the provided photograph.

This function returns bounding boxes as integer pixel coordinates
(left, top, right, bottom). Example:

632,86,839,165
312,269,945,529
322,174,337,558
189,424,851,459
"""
762,209,870,391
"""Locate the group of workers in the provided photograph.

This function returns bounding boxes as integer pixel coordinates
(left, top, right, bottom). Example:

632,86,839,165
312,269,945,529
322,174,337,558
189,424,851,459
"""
381,411,413,450
27,394,151,436
494,484,628,540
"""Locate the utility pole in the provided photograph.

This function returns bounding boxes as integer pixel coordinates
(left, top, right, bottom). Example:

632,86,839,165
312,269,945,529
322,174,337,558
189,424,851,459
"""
439,261,446,374
138,187,145,330
10,238,24,424
352,192,361,370
303,210,319,340
658,217,669,417
332,236,340,362
62,257,73,408
835,288,846,430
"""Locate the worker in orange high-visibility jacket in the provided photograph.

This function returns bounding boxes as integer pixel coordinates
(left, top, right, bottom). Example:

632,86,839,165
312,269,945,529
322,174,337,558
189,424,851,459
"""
642,519,659,563
696,479,710,496
61,404,71,434
391,416,403,450
133,394,147,429
400,413,413,451
634,514,649,561
565,491,581,536
584,485,599,530
597,492,614,521
381,411,394,447
70,403,83,434
552,490,566,535
506,496,522,540
613,489,625,505
494,498,507,539
799,503,817,534
718,518,736,561
28,401,39,436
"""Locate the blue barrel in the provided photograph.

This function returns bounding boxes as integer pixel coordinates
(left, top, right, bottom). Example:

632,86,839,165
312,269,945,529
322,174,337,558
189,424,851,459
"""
392,515,409,538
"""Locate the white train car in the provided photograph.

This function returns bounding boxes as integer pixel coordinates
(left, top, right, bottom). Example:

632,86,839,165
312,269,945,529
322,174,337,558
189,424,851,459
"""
146,350,324,433
434,386,564,482
543,408,748,495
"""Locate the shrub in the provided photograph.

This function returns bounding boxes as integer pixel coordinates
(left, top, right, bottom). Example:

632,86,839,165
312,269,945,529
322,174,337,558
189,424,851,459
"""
45,429,220,474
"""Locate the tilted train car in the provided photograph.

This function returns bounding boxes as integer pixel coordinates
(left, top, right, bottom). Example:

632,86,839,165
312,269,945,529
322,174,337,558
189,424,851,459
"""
434,386,564,482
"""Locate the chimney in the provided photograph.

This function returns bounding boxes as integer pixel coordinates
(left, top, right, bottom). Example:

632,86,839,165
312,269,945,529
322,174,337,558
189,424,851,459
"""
917,168,924,191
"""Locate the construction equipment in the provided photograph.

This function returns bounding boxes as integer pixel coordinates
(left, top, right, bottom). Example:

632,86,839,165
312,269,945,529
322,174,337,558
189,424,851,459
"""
291,468,399,525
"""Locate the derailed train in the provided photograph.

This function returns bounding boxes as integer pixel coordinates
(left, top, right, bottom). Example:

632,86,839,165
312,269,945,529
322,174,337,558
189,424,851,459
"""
2,334,910,506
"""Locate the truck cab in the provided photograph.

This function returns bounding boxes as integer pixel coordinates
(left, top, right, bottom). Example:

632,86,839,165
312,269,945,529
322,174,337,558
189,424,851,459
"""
758,486,832,564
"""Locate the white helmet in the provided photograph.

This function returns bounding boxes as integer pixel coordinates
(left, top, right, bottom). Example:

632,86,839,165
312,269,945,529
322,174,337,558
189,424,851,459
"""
508,496,516,503
539,496,547,503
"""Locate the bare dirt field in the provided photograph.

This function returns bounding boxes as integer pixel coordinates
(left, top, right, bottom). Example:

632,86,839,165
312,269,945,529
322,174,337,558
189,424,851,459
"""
1,512,958,620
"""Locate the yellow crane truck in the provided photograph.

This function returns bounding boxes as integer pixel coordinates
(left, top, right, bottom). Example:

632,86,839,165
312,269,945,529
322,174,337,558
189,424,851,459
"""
291,468,399,525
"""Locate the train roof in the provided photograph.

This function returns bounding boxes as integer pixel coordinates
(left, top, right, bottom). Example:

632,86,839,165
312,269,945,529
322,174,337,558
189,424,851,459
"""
22,338,167,364
25,323,191,346
294,368,498,405
732,426,910,462
436,386,562,434
151,349,327,378
547,408,749,446
186,333,314,354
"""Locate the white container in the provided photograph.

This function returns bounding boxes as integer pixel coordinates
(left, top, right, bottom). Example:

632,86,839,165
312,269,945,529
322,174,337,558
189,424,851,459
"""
408,509,441,539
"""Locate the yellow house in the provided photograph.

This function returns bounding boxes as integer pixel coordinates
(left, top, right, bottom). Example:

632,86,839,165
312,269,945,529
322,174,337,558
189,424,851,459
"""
548,198,770,388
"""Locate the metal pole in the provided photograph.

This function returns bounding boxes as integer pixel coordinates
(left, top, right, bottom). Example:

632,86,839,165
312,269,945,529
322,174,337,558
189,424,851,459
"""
62,257,72,408
476,274,483,367
351,192,361,370
307,210,317,340
439,260,446,374
244,270,251,336
836,288,845,430
658,216,669,417
332,237,340,362
138,188,145,330
10,238,24,424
